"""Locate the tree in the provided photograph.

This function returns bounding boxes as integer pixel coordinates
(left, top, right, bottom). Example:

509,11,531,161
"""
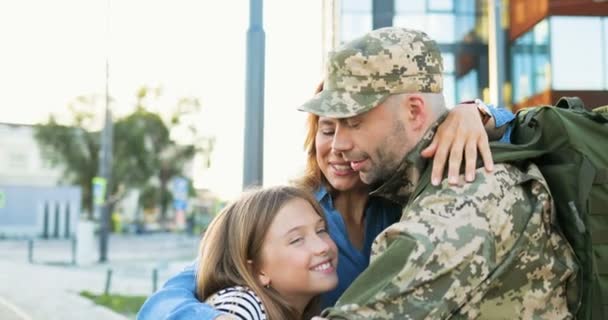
34,86,213,221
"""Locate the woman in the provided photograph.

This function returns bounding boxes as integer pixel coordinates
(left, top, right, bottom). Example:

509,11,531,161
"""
292,111,401,308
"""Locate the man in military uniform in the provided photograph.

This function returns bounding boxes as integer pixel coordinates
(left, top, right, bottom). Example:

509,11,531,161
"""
300,27,579,319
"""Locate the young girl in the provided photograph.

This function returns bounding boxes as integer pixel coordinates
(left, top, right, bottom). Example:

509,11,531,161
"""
196,186,339,320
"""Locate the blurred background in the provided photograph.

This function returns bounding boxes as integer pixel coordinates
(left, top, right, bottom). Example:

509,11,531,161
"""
1,0,607,319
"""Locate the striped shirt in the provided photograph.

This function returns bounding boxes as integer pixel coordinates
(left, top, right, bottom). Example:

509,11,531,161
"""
206,286,267,320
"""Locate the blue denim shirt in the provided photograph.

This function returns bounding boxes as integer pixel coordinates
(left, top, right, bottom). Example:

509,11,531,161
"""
137,106,515,320
488,104,515,143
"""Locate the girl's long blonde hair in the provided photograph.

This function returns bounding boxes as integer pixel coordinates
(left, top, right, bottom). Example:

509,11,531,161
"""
196,186,326,320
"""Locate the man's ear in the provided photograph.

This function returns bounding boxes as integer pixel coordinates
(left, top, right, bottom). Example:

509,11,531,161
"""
404,93,427,131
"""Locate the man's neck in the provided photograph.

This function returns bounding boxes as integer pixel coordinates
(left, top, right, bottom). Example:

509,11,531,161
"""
370,112,448,205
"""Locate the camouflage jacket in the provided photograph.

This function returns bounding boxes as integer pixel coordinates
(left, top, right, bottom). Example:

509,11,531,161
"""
322,118,580,319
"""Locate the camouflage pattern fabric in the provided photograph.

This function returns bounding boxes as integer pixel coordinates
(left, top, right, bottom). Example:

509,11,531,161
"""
322,119,580,320
298,27,443,118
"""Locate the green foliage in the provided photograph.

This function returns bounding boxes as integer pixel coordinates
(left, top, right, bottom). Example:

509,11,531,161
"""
80,290,147,317
34,116,99,215
34,86,213,219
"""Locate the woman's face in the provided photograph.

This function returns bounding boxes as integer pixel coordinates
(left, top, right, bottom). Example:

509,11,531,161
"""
316,117,367,191
257,198,338,306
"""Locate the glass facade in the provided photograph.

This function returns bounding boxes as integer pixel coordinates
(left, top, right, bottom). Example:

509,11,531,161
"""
511,16,608,103
457,70,479,102
511,19,550,103
340,0,373,43
605,18,608,91
551,17,606,90
339,0,487,108
336,0,608,108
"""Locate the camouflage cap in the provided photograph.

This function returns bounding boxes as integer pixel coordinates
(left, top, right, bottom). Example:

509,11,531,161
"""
299,27,443,118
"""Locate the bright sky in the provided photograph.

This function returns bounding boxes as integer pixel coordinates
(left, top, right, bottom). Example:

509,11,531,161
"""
0,0,324,199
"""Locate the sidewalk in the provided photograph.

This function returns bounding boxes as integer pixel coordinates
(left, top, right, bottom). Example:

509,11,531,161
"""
0,233,199,320
0,260,130,320
0,296,28,320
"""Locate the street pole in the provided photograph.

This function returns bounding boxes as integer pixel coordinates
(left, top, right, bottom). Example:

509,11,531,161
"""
242,0,265,189
488,0,506,107
98,0,113,263
98,101,113,263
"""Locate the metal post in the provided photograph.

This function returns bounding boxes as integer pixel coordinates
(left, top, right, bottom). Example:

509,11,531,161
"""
71,237,77,265
98,0,113,263
243,0,265,188
104,268,113,295
152,268,158,293
53,202,60,238
42,202,49,239
64,203,70,239
28,239,33,263
488,0,506,107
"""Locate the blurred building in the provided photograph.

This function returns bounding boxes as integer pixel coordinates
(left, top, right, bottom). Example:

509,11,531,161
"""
0,123,62,186
324,0,608,110
510,0,608,110
0,123,80,238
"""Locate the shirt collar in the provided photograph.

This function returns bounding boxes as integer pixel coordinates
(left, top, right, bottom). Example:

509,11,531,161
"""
369,111,448,206
314,185,334,208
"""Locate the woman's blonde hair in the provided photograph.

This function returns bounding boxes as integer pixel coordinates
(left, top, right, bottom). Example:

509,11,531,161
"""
196,185,326,320
292,81,334,194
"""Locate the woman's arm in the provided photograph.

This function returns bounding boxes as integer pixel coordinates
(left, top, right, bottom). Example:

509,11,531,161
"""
137,262,224,320
421,102,514,186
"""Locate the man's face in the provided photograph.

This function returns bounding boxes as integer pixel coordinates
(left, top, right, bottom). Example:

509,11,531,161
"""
321,101,414,185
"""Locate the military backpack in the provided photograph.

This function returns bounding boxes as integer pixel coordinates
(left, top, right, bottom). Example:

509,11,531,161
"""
491,97,608,319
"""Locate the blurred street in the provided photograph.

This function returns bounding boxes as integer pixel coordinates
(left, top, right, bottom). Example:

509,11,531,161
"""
0,233,199,320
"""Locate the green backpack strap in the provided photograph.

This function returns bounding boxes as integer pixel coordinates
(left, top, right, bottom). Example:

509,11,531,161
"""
555,96,608,124
556,96,586,110
489,109,551,163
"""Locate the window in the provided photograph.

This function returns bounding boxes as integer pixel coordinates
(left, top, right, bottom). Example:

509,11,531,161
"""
604,18,608,89
7,152,28,171
456,70,478,103
395,0,426,13
512,31,533,102
443,52,455,73
455,0,476,14
455,13,475,41
444,74,455,109
442,52,455,108
340,0,372,42
393,13,455,43
342,0,372,12
428,0,453,12
551,17,604,90
340,13,373,42
393,14,428,31
511,19,550,102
